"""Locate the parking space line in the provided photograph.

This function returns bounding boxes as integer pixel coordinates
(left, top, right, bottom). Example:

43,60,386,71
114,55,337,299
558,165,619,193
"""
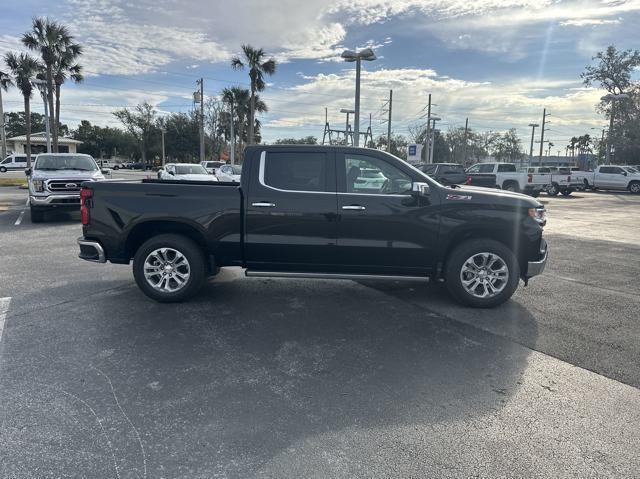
14,210,25,226
0,297,11,344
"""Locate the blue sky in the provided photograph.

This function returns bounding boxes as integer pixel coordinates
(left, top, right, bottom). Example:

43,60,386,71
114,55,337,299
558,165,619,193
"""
1,0,639,152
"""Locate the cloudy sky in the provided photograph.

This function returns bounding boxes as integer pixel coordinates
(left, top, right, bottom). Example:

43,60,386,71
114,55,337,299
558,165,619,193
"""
1,0,639,152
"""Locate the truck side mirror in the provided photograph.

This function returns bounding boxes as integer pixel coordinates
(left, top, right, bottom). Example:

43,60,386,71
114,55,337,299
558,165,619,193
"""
25,167,32,176
622,171,628,176
412,182,430,196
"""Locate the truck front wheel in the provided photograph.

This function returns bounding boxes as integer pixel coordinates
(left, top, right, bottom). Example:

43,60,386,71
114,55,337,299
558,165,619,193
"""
629,181,640,194
547,183,559,196
133,234,206,302
444,239,520,308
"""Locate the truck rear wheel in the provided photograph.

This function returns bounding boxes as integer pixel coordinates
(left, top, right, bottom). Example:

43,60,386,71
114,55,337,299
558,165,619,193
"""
133,234,206,302
561,188,573,196
444,239,520,308
503,182,519,193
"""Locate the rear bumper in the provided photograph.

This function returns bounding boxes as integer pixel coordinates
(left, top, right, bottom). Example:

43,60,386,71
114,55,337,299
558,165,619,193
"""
526,239,548,277
77,237,106,263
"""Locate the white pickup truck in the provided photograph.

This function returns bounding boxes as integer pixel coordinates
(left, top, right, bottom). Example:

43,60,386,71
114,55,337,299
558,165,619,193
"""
465,162,546,197
524,166,579,196
573,165,640,193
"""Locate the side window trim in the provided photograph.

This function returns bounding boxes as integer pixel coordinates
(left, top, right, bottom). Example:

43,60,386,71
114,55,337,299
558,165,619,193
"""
258,150,336,195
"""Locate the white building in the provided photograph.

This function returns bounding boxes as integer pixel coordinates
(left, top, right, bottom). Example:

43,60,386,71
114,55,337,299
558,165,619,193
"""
6,131,82,154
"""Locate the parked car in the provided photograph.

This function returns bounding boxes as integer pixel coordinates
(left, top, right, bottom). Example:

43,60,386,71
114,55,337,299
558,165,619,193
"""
26,153,105,223
466,162,546,196
0,154,28,172
216,164,242,183
201,160,225,175
419,163,467,186
577,165,640,193
77,145,548,308
158,163,218,182
523,166,577,196
129,162,153,170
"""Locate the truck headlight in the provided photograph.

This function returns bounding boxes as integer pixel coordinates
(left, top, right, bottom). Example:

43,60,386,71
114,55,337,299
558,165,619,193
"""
529,207,546,226
32,179,45,192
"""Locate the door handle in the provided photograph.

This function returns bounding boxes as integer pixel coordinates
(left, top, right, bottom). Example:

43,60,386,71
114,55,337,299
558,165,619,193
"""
251,202,276,208
342,205,366,210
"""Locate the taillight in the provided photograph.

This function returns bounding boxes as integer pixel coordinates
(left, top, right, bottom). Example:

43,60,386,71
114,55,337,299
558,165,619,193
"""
80,187,93,225
466,176,472,185
528,174,533,183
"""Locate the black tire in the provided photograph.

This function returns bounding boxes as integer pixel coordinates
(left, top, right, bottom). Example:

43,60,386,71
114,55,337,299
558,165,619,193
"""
561,188,573,196
0,166,7,173
133,234,206,302
504,182,519,193
629,181,640,194
113,165,119,170
30,207,45,223
547,183,559,196
444,239,520,308
583,179,590,190
529,190,541,198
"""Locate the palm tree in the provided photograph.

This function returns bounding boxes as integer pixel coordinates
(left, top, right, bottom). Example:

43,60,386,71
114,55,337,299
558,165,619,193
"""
0,69,14,159
4,53,42,168
231,45,276,145
222,87,250,160
53,47,83,142
22,17,81,152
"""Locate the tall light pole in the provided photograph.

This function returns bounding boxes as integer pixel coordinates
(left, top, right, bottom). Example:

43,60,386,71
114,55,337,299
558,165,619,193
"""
342,48,376,147
195,78,205,163
528,123,538,165
31,78,51,153
601,93,628,164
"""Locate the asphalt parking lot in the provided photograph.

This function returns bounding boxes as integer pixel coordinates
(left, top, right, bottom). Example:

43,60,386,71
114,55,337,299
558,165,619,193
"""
1,185,639,478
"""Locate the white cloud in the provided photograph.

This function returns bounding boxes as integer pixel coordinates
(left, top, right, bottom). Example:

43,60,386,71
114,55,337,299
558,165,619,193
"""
560,18,622,27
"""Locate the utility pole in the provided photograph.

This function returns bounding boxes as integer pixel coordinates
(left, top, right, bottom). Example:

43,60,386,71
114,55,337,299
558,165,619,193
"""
462,117,469,165
387,90,393,152
196,78,205,163
229,97,235,165
424,94,431,163
528,123,539,165
160,127,166,166
538,108,547,165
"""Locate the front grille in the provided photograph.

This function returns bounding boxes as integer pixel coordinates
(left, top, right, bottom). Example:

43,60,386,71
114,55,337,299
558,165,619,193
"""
47,180,85,192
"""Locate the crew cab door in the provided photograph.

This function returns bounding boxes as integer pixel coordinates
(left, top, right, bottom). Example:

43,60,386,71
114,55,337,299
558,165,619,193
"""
596,166,626,188
244,149,338,270
335,150,440,275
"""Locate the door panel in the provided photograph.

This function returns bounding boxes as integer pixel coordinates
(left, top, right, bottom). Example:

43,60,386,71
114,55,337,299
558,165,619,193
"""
245,149,338,270
335,151,440,275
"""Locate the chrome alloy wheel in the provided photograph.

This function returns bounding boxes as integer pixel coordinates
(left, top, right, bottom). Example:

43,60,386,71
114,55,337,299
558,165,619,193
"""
143,248,191,292
460,252,509,299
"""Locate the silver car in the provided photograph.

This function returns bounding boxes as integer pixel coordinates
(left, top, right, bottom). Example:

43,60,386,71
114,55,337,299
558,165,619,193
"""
27,153,105,223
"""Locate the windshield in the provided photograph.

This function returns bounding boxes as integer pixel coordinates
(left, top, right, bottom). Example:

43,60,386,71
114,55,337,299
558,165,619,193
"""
176,164,208,175
624,167,638,173
35,155,98,171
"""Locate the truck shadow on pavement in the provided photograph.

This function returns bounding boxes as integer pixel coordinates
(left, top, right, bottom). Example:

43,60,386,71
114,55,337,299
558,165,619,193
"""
1,272,539,477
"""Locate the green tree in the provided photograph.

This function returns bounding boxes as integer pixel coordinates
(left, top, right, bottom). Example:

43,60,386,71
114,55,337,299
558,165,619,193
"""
4,111,68,138
22,17,82,152
274,136,318,145
374,133,407,159
113,102,157,165
221,87,267,159
231,45,276,145
493,129,524,162
0,69,14,159
73,120,138,159
582,45,640,164
53,46,83,142
4,52,42,167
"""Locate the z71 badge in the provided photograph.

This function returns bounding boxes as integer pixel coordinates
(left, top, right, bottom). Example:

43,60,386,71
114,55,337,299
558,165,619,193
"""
446,194,473,201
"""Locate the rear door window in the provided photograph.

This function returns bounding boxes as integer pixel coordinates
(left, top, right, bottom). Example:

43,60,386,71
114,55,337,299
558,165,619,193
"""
441,165,465,174
497,164,516,172
263,152,331,192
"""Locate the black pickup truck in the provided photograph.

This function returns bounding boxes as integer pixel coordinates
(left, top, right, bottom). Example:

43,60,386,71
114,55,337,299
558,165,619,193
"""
77,145,548,308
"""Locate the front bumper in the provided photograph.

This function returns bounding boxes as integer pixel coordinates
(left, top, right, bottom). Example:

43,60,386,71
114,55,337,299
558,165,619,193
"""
526,238,548,277
77,238,106,263
30,194,80,207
